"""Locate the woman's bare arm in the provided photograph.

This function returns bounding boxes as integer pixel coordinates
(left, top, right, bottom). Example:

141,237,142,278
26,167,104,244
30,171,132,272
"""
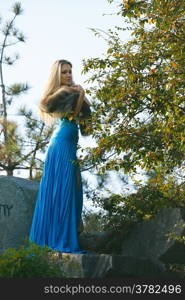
74,89,85,116
48,86,78,100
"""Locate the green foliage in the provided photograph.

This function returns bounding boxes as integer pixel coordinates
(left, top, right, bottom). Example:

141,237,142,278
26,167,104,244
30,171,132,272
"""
79,1,185,253
82,209,105,232
0,242,65,278
18,107,54,179
81,0,185,259
12,2,24,15
0,3,53,178
0,2,29,175
82,0,185,177
6,83,29,96
168,263,185,276
0,119,22,163
89,178,184,254
95,175,185,230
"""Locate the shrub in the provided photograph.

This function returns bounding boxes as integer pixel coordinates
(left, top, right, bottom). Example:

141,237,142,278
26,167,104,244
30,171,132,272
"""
0,242,65,278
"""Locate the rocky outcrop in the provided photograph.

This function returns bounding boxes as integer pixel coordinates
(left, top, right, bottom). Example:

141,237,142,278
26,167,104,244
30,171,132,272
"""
0,175,39,253
59,253,166,278
0,175,184,278
77,208,185,277
79,208,185,261
79,231,113,253
121,208,185,263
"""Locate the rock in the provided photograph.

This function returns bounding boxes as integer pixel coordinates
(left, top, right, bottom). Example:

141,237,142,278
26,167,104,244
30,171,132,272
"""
79,208,185,268
60,207,185,278
78,219,84,234
160,241,185,264
0,176,184,278
159,208,185,264
59,253,166,278
121,208,185,264
0,175,39,253
79,231,112,252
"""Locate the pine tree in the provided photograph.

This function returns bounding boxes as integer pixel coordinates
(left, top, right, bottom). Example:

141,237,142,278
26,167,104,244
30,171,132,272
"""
0,2,53,177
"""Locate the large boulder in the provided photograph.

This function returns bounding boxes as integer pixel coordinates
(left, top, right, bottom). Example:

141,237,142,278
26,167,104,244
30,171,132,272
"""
62,208,185,278
121,208,185,264
78,208,185,270
56,253,182,278
0,175,39,253
160,209,185,264
79,231,113,252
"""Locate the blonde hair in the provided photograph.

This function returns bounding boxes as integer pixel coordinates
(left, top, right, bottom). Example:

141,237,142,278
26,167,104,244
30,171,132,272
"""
38,59,73,126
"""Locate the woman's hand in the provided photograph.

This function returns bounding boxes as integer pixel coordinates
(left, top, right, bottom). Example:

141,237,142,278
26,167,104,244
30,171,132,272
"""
59,84,85,95
73,85,85,116
71,84,85,96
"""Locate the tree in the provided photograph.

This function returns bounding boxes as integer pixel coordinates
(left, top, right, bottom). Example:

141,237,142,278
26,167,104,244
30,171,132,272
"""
0,2,28,175
16,107,54,180
81,0,185,204
76,0,185,253
0,2,53,177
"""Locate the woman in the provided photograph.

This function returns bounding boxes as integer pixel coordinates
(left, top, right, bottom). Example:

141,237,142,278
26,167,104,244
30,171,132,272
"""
29,59,91,254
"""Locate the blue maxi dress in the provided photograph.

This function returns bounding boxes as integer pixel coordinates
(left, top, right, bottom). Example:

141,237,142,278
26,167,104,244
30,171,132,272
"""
29,117,85,253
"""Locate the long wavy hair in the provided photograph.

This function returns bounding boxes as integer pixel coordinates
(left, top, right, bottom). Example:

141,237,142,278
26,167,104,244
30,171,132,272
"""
38,59,74,126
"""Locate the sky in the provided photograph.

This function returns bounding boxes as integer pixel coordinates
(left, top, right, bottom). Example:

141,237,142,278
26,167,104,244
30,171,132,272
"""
1,0,128,112
1,0,130,137
0,0,137,211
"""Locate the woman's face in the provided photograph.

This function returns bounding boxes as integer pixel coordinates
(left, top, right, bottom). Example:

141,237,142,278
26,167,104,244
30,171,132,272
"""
60,63,72,86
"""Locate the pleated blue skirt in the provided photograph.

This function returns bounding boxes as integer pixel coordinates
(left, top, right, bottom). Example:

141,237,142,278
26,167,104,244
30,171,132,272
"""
29,117,85,253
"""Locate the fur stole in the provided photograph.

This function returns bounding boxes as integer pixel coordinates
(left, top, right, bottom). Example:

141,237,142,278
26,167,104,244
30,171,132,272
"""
46,90,92,135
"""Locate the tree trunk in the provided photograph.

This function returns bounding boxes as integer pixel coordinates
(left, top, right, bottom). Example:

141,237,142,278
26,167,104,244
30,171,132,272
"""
7,169,13,176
